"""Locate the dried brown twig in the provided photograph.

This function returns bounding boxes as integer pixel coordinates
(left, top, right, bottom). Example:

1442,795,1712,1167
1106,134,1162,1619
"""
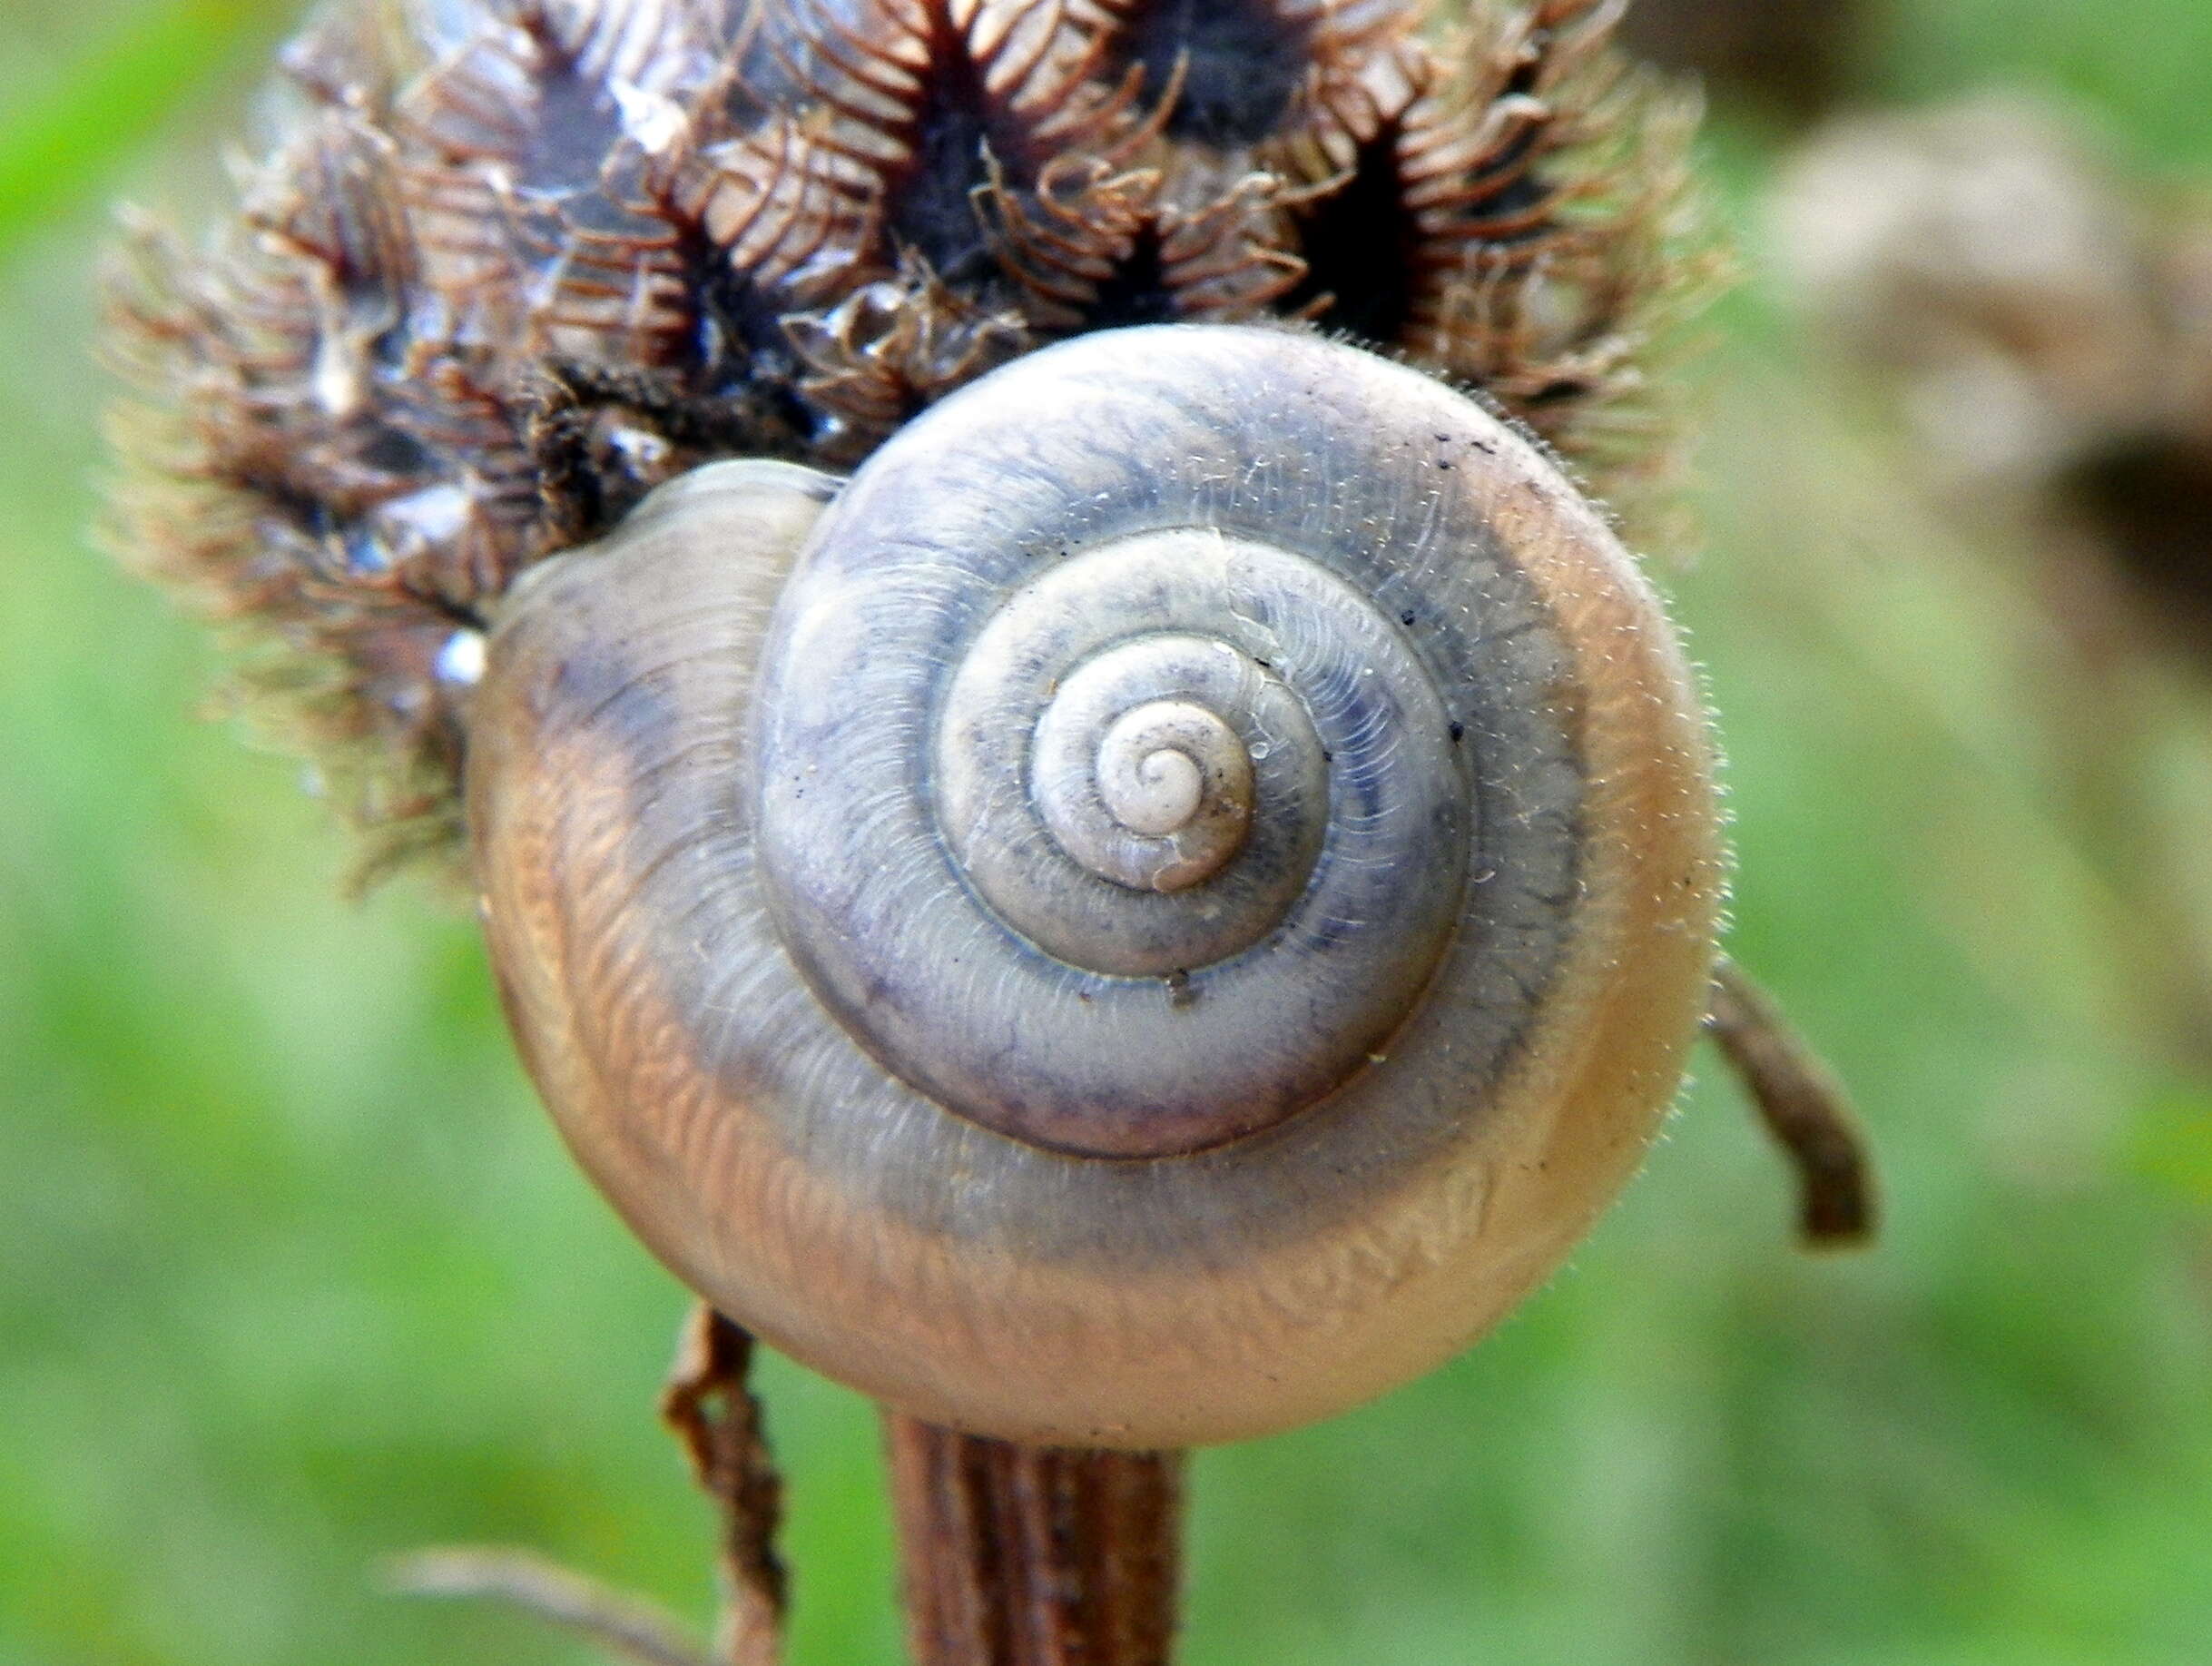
660,1307,789,1666
1706,959,1880,1246
386,1306,787,1666
388,1306,1189,1666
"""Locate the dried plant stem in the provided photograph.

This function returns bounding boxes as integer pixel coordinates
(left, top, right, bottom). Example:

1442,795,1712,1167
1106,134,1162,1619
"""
662,1306,789,1666
1706,958,1878,1246
884,1412,1185,1666
385,1306,787,1666
385,1546,712,1666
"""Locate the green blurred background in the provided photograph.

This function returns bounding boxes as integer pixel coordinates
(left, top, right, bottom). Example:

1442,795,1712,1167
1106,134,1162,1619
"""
6,2,2212,1662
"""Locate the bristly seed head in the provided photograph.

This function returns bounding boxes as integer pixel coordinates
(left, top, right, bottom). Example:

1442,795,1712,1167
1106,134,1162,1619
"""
103,0,1713,877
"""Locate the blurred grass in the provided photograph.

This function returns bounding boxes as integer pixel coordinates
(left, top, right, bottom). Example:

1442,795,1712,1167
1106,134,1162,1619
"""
5,2,2212,1663
0,0,280,255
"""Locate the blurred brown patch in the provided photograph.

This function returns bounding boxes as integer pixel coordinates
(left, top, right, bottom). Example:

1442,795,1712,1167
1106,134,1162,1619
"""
1619,0,1873,123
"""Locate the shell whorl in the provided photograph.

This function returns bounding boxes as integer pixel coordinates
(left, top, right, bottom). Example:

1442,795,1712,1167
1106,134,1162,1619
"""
752,329,1543,1158
467,323,1725,1446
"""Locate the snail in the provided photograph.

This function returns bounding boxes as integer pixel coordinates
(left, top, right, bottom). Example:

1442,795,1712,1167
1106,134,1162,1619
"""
467,320,1723,1446
103,0,1784,1457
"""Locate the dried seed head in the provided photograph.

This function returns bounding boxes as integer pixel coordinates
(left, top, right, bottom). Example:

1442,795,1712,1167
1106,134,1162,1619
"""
103,0,1713,874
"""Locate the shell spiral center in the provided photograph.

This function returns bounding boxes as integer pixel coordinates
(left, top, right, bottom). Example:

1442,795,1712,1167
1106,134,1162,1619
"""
1053,686,1253,888
933,537,1350,982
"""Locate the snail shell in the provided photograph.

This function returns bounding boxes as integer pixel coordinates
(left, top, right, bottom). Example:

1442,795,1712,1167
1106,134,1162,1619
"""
467,323,1724,1448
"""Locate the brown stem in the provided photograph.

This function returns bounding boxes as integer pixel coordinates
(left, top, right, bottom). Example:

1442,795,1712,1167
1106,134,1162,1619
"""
1706,958,1879,1247
661,1306,788,1666
883,1411,1185,1666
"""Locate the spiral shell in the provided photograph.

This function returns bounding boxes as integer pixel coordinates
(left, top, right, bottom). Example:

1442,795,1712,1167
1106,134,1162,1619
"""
468,324,1724,1447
